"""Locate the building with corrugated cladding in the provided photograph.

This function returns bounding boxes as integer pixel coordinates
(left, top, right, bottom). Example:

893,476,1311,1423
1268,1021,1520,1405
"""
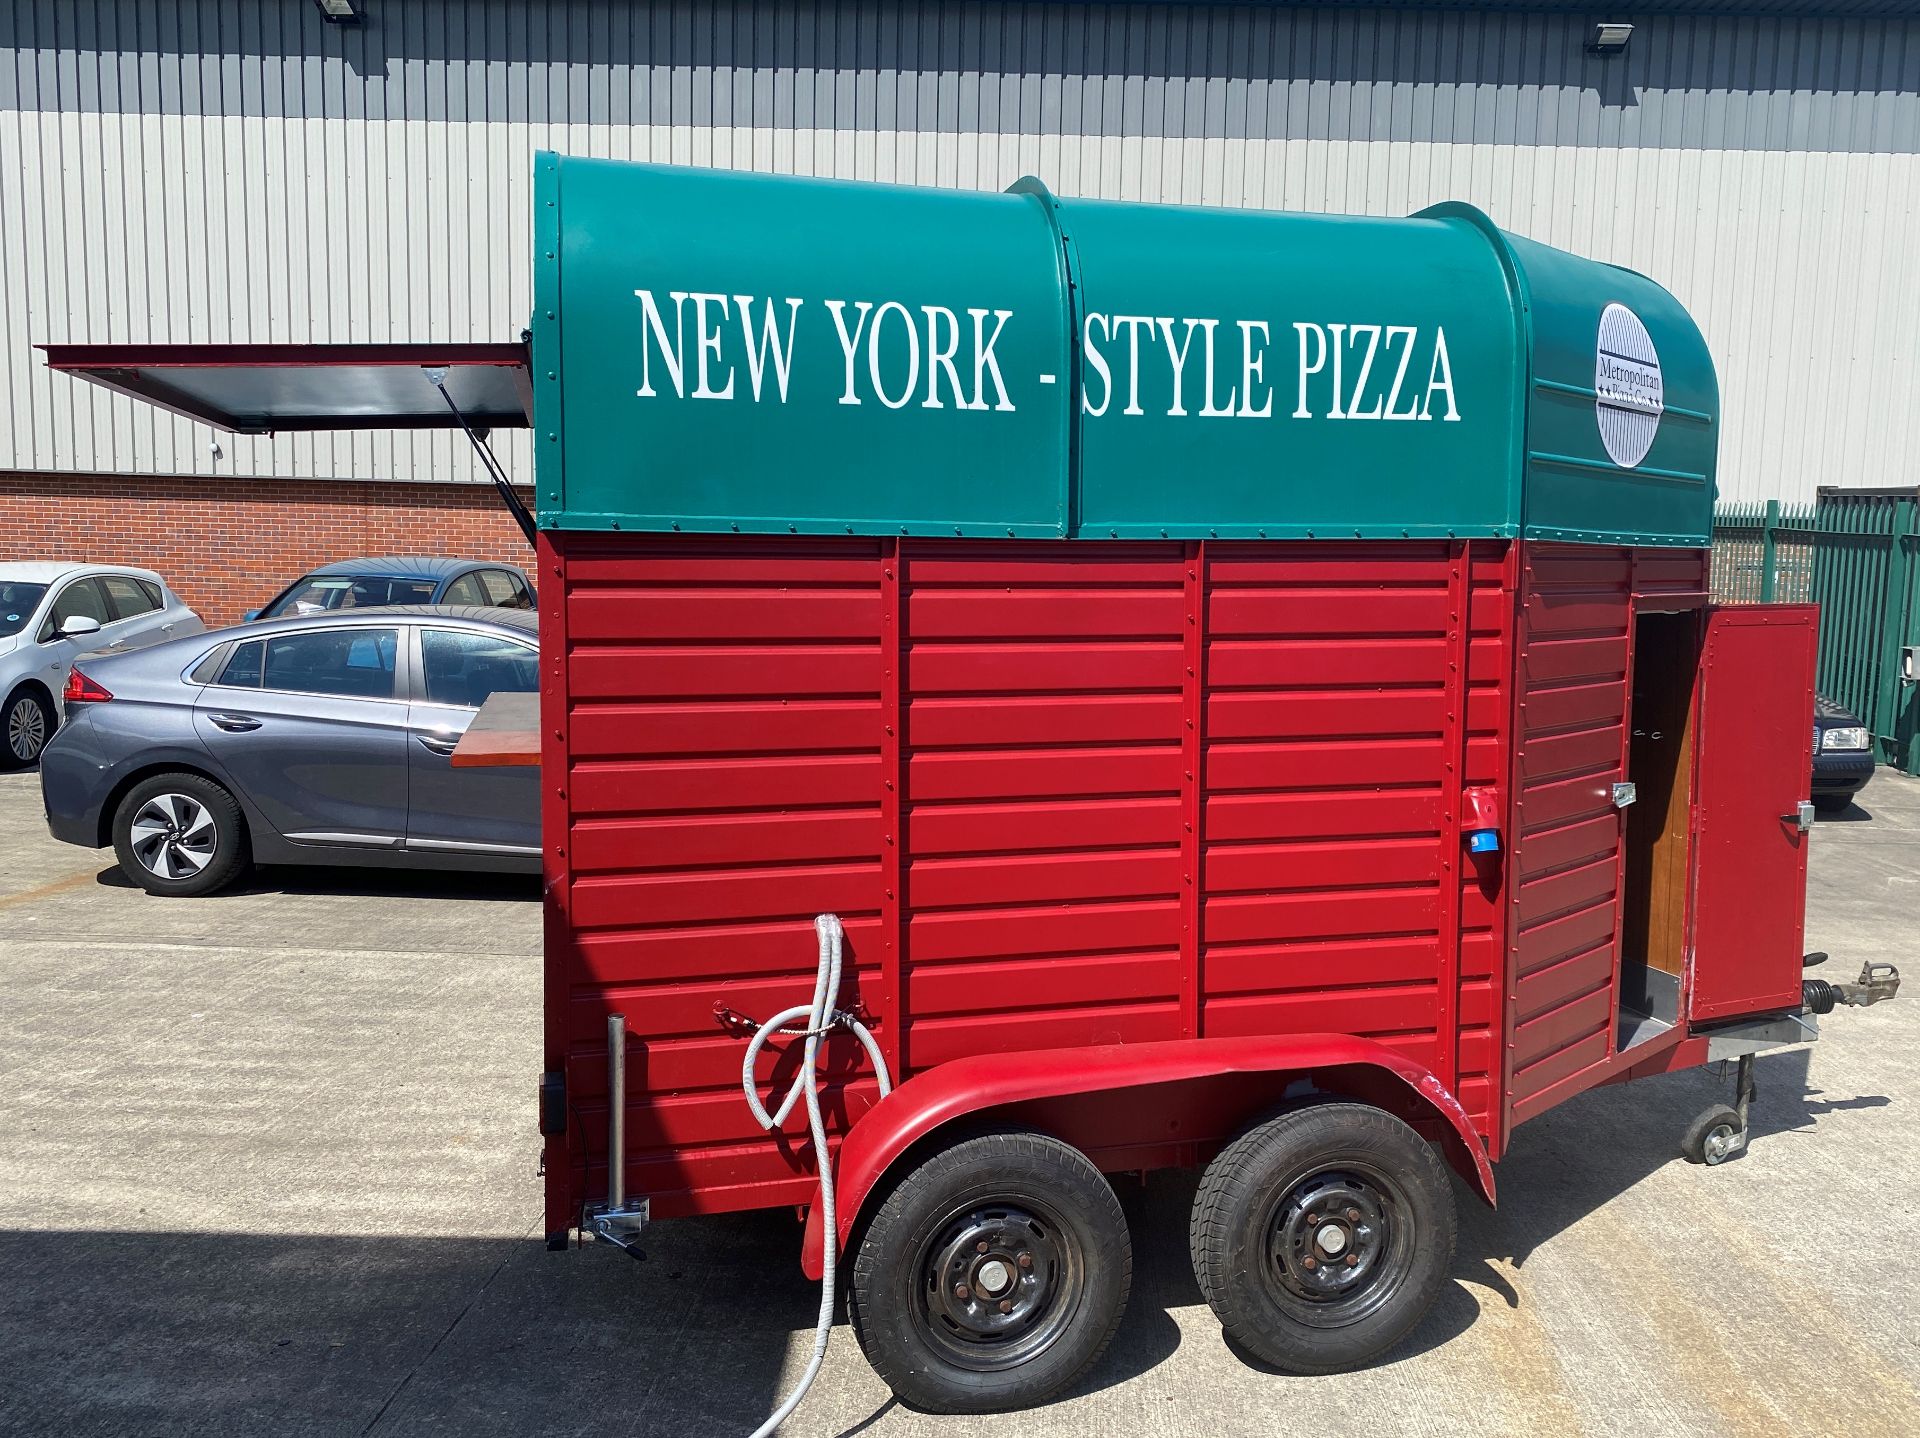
2,2,1916,619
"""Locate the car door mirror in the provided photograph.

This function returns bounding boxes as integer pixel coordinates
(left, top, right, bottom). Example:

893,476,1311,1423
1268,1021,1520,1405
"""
57,615,102,640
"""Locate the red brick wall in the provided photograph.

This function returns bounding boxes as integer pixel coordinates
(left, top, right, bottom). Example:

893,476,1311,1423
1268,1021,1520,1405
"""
0,471,537,628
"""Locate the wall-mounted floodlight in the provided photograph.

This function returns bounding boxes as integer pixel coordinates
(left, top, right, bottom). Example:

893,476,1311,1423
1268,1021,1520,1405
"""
313,0,364,24
1589,23,1634,54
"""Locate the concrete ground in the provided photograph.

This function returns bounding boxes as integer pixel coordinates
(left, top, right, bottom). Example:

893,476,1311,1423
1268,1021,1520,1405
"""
0,766,1915,1438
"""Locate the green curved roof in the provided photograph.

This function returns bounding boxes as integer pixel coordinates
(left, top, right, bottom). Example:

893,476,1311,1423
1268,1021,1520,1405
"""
532,154,1715,548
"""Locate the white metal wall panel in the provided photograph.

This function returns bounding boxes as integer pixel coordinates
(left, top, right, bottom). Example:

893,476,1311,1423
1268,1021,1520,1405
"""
2,2,1918,505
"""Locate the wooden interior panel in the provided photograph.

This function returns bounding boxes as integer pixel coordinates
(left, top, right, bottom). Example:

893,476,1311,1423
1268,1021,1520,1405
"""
1622,613,1699,979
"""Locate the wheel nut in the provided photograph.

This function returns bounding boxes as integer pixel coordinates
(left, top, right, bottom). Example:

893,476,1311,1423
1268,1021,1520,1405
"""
1346,1254,1359,1267
998,1299,1013,1314
1306,1213,1321,1226
1346,1208,1360,1222
1302,1256,1317,1271
954,1283,971,1300
976,1240,990,1254
1017,1253,1033,1270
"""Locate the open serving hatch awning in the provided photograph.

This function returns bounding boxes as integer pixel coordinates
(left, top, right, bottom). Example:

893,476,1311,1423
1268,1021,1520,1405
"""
44,340,545,765
41,340,538,550
39,342,531,435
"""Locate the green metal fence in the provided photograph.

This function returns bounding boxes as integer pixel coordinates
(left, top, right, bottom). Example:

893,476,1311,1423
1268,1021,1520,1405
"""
1812,491,1920,774
1710,500,1816,604
1711,489,1920,773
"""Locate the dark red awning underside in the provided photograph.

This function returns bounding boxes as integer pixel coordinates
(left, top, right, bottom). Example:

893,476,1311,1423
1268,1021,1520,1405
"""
40,342,531,434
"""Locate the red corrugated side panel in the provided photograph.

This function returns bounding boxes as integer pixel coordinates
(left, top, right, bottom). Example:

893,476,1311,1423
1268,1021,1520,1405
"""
1197,543,1513,1145
544,535,1515,1226
549,536,895,1228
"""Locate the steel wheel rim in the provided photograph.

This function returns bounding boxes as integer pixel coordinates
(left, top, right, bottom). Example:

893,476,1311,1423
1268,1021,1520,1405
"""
915,1197,1084,1371
7,697,44,760
1701,1122,1739,1165
129,794,218,880
1260,1162,1415,1328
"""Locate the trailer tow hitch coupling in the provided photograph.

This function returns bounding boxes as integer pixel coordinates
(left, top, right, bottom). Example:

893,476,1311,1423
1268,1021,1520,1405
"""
1803,962,1901,1014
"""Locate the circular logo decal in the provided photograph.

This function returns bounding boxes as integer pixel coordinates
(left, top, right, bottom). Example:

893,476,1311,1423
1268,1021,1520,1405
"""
1594,302,1663,468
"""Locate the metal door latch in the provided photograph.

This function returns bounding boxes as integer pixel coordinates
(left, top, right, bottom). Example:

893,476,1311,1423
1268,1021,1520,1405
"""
1611,782,1637,809
1781,800,1815,834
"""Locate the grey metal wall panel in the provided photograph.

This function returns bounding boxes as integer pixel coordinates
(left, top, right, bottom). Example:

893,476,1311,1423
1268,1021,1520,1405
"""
10,3,1919,145
1,1,1916,505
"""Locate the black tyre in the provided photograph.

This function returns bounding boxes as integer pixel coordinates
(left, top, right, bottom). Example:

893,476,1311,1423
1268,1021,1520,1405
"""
1810,794,1853,816
111,772,251,897
1189,1102,1456,1374
1681,1103,1745,1166
3,685,53,768
847,1131,1131,1414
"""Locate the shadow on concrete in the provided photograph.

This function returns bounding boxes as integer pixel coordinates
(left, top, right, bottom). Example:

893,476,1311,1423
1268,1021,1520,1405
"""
245,866,543,903
1099,1046,1892,1382
2,1053,1891,1435
91,862,541,903
831,1397,901,1438
0,1212,804,1438
1815,798,1876,823
1462,1046,1889,1272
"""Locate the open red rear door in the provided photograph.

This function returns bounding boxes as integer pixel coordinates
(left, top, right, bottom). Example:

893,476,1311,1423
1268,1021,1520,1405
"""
1688,605,1818,1023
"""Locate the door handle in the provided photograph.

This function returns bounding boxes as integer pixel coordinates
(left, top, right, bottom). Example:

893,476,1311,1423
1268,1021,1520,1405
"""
415,733,460,756
1780,800,1815,834
207,713,262,733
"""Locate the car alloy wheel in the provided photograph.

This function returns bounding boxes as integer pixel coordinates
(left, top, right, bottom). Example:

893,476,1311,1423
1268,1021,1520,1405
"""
7,694,46,762
128,792,219,880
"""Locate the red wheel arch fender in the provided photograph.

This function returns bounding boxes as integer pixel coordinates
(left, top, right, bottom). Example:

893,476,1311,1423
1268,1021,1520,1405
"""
800,1034,1494,1280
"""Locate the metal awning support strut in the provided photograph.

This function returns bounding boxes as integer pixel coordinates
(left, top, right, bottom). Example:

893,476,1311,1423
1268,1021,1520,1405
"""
425,366,537,549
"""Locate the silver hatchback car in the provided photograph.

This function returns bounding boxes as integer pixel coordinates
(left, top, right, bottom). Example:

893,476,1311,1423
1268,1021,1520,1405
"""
1,562,204,767
40,605,538,895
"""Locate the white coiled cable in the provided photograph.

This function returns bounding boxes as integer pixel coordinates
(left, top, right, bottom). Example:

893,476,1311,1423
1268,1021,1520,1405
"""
742,914,892,1438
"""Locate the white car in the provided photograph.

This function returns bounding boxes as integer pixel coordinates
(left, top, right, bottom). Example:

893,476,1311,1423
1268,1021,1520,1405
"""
1,562,204,767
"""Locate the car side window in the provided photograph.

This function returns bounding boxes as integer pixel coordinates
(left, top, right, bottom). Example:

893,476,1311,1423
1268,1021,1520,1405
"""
38,577,110,641
479,569,532,609
354,578,437,608
137,578,164,609
100,575,161,621
420,628,538,708
260,628,399,700
441,573,489,607
190,645,233,684
216,640,264,688
266,576,351,617
0,582,49,640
